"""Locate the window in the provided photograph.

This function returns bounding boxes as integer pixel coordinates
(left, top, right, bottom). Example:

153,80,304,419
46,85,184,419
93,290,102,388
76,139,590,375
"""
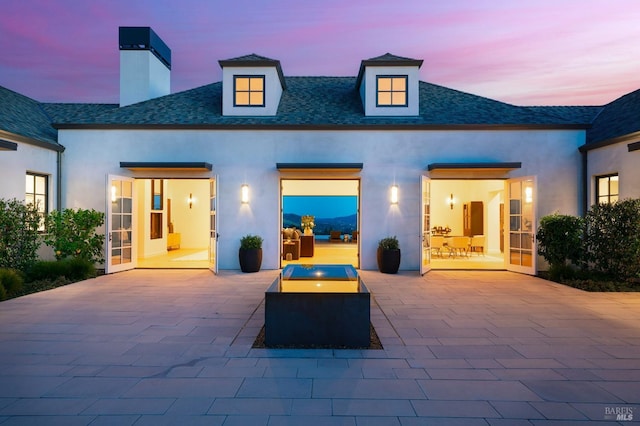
596,174,619,204
25,173,48,231
377,76,408,106
150,179,163,240
234,75,265,107
151,179,163,210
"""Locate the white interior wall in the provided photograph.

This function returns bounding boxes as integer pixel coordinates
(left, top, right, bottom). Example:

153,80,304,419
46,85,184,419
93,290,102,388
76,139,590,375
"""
134,179,146,256
282,179,359,196
166,179,208,248
487,189,503,253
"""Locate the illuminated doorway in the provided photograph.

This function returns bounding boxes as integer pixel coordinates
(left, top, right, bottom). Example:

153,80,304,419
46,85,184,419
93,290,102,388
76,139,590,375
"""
134,178,210,269
280,179,360,268
429,179,505,270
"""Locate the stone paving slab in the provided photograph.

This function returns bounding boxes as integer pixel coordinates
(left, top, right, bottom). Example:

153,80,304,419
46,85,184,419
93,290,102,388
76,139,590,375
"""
0,269,639,424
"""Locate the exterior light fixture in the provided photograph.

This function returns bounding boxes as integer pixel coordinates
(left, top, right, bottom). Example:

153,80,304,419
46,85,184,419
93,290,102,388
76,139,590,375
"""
448,193,455,210
187,193,194,209
241,184,249,204
525,186,533,203
390,185,399,204
111,185,117,203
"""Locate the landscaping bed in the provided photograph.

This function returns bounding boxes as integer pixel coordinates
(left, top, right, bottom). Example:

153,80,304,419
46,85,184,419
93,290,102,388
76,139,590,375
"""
539,271,640,292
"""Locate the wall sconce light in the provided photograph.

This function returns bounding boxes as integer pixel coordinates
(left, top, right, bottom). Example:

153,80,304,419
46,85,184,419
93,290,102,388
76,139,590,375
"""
111,185,117,203
390,185,399,204
447,193,455,210
525,186,533,203
187,193,194,209
241,184,249,204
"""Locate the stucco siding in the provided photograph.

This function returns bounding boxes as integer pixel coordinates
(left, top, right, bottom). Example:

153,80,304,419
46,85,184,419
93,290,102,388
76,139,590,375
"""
587,142,640,203
59,128,584,271
0,141,58,211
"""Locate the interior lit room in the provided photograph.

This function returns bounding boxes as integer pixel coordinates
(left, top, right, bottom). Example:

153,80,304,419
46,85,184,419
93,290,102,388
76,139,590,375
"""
430,179,506,270
136,179,209,268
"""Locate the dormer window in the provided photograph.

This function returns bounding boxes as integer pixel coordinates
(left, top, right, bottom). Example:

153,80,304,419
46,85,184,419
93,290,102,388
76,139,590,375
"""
219,54,285,116
234,75,265,107
356,53,423,117
377,76,408,107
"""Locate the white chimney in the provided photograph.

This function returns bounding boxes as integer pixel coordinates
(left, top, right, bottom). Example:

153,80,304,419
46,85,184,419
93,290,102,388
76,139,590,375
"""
119,27,171,107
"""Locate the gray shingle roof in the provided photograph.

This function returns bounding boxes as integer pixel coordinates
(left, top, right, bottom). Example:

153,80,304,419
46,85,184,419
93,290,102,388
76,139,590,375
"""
4,73,638,149
586,88,640,144
41,103,118,124
0,86,58,145
51,77,582,128
365,53,421,63
219,53,278,63
527,106,603,125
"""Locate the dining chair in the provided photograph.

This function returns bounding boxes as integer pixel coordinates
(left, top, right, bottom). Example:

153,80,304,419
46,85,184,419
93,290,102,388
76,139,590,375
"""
431,235,445,257
470,235,485,256
449,236,470,258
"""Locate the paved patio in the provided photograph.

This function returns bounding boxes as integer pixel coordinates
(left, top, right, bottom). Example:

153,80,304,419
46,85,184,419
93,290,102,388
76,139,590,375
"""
0,269,638,425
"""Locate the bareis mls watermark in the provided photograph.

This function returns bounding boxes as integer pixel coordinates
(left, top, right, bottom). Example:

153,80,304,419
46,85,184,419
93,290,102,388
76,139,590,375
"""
604,406,634,421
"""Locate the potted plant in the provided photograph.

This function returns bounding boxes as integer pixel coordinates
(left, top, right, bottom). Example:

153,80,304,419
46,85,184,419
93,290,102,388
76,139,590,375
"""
239,234,263,273
377,236,401,274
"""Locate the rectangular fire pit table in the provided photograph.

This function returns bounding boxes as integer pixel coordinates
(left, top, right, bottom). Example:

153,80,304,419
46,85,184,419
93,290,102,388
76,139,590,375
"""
265,264,371,347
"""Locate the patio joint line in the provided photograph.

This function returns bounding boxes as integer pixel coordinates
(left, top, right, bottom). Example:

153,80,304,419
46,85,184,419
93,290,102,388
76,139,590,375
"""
372,293,406,346
229,296,265,346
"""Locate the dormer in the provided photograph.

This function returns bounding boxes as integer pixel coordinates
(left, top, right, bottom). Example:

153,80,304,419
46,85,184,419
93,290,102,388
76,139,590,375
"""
355,53,423,117
218,54,286,116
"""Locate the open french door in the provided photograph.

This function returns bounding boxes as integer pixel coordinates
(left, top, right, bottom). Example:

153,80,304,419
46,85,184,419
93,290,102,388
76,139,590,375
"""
505,176,537,275
106,175,136,274
208,177,218,274
420,175,432,275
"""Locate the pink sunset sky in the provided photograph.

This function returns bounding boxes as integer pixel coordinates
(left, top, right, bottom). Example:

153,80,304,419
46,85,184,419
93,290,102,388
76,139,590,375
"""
1,0,639,106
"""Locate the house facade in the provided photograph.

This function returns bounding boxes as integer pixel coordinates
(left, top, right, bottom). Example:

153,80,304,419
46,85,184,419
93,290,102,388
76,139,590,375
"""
1,27,638,275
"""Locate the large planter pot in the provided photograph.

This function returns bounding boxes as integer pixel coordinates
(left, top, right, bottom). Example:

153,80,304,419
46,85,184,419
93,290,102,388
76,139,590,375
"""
377,248,401,274
239,248,262,273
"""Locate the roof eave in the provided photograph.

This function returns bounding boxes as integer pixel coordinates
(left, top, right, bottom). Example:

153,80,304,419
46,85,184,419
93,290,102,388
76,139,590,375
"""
0,139,18,151
0,130,64,152
579,130,640,153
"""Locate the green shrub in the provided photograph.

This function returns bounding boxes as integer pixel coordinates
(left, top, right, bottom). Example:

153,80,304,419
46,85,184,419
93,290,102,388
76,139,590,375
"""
536,213,584,279
0,198,41,271
26,258,97,283
0,284,6,301
378,236,399,250
0,268,24,296
584,199,640,281
240,234,263,250
43,208,105,264
18,276,73,298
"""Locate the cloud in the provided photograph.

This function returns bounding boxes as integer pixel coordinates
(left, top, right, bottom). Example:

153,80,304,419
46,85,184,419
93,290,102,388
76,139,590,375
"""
1,0,638,104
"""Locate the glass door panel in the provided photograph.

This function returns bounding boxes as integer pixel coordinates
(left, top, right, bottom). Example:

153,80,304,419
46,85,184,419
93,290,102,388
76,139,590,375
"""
420,176,432,275
506,176,536,275
208,177,218,274
106,175,135,273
